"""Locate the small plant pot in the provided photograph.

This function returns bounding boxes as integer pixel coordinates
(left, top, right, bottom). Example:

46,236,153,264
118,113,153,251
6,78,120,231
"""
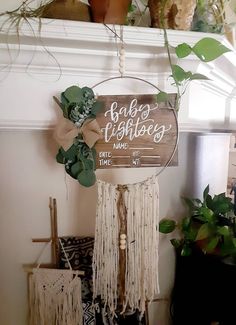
148,0,197,31
89,0,131,25
42,0,91,22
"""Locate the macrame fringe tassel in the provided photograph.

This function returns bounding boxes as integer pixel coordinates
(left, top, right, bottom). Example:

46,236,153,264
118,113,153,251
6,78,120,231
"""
29,269,83,325
93,177,160,315
93,181,120,315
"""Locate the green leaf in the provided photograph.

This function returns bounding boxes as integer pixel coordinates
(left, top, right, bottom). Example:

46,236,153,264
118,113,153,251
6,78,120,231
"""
170,238,182,248
156,91,168,103
60,93,70,118
83,158,95,170
61,92,69,105
196,223,211,241
205,236,219,252
56,149,65,164
199,206,214,222
159,219,176,234
64,86,83,103
185,228,198,241
64,144,78,160
192,38,231,62
181,245,192,256
77,169,96,187
81,87,94,99
189,73,210,81
181,216,191,231
220,237,236,256
171,65,190,84
70,162,83,178
91,147,97,170
203,184,209,202
91,101,103,116
217,226,230,236
175,43,192,58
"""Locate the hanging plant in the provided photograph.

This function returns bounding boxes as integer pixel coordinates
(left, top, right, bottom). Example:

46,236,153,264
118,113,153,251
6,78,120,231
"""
54,85,103,187
192,0,228,33
0,0,61,79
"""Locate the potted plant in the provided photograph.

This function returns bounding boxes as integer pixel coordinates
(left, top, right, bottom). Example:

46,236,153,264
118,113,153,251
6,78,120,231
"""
88,0,132,24
148,0,197,30
159,185,236,325
192,0,227,33
42,0,91,22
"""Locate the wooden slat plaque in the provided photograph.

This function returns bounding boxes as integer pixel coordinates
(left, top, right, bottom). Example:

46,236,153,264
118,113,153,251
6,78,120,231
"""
95,94,178,169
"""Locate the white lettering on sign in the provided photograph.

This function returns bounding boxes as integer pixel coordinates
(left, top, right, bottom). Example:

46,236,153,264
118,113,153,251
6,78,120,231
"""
113,143,129,149
99,152,112,158
132,158,141,166
104,99,158,122
102,98,172,144
99,159,112,166
102,119,172,143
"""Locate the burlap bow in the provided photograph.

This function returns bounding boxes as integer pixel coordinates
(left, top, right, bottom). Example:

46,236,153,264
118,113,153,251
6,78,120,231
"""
54,117,103,151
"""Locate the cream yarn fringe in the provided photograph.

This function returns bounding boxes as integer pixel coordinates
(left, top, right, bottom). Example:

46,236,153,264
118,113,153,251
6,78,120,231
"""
93,176,160,315
29,268,83,325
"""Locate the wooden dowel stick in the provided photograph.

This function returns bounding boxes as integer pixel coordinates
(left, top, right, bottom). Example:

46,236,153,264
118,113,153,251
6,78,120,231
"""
50,197,57,266
53,198,59,267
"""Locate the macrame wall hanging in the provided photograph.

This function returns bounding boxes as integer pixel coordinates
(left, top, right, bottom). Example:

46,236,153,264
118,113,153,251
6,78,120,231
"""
29,239,83,325
53,28,178,317
93,176,160,315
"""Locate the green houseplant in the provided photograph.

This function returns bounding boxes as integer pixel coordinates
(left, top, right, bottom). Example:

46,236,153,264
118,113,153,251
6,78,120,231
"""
159,184,236,258
160,185,236,325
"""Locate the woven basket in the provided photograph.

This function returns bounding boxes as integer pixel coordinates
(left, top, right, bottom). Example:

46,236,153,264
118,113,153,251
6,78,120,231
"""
148,0,197,31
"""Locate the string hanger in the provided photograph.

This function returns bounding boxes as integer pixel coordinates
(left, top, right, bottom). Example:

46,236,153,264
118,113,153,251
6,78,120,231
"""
119,25,125,77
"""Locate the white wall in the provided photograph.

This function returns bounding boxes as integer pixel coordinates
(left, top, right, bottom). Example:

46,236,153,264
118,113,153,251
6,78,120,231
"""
0,130,196,325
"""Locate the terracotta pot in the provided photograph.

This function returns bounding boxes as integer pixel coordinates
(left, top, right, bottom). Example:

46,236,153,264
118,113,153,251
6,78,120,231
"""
89,0,131,25
148,0,197,31
42,0,91,22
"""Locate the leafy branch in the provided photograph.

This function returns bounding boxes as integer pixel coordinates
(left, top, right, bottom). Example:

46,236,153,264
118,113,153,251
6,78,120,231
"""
156,0,231,111
159,185,236,258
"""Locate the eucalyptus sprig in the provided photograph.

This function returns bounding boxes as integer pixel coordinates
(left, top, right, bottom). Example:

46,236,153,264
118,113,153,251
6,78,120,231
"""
155,0,231,111
55,85,103,187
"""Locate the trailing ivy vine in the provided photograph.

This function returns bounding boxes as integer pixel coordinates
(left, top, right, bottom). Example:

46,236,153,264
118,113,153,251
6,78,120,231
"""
155,0,231,111
157,0,230,111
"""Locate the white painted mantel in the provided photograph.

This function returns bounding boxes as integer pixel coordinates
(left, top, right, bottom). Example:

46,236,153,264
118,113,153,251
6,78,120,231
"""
0,17,236,131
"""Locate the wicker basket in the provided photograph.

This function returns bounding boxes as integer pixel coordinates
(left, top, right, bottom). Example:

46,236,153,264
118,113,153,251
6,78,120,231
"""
148,0,197,31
